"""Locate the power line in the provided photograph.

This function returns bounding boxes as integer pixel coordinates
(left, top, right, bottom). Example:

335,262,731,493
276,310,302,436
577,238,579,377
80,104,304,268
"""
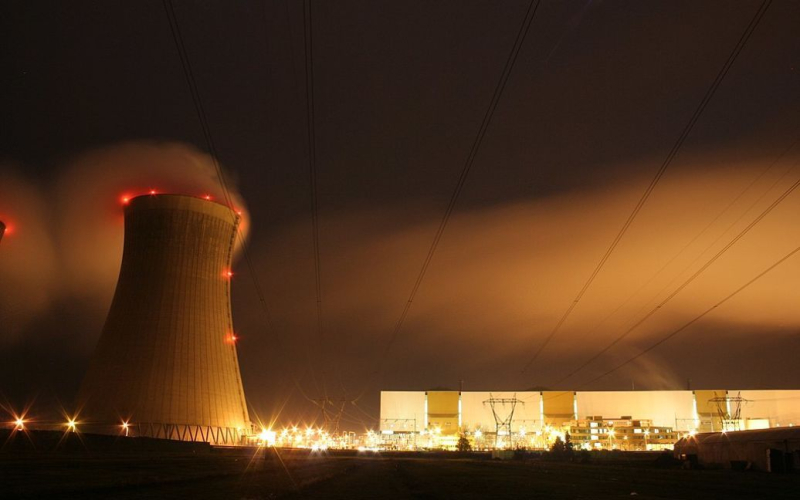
554,171,800,385
162,0,316,398
554,135,800,379
374,0,542,367
577,242,800,389
303,0,323,344
520,0,773,374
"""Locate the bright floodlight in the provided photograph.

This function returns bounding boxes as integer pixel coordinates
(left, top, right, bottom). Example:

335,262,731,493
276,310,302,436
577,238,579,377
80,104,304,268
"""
67,419,77,432
14,418,24,430
259,428,276,446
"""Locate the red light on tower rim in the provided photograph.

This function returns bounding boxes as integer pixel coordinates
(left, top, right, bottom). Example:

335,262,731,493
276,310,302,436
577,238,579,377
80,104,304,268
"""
227,333,238,344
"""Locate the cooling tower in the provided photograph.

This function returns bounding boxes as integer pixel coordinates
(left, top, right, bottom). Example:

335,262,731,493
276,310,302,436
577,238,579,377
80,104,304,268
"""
77,194,250,444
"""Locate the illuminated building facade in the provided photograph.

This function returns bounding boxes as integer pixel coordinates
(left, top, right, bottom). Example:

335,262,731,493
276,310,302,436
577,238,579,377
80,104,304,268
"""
380,389,800,450
568,416,678,451
76,194,250,445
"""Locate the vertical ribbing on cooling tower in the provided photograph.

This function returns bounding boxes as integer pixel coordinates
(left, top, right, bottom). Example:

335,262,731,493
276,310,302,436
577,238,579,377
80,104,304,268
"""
76,195,249,441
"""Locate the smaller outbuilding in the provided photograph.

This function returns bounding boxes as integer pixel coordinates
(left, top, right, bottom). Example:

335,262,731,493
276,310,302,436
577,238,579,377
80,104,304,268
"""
674,427,800,472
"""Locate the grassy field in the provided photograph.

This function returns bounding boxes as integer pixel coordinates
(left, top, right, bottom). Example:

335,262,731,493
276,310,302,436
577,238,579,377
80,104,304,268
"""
1,433,799,499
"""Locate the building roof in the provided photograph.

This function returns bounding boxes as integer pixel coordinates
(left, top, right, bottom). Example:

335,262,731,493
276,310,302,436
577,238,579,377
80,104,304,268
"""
678,427,800,446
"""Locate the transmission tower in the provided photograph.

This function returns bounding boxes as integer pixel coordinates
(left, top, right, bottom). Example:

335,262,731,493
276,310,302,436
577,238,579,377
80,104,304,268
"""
710,391,748,432
311,398,350,433
483,393,524,449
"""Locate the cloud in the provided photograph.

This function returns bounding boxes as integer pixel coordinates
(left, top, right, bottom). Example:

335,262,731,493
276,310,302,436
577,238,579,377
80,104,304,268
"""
0,167,59,341
237,156,800,410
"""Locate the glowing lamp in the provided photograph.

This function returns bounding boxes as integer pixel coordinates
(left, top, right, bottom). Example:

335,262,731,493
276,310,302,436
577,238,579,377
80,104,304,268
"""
259,428,276,446
14,418,24,430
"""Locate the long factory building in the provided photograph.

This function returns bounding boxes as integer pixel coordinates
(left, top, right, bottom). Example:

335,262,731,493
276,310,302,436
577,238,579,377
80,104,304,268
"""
380,390,800,450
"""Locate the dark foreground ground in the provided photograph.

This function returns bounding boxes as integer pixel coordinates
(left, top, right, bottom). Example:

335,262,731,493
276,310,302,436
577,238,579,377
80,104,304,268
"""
2,432,799,499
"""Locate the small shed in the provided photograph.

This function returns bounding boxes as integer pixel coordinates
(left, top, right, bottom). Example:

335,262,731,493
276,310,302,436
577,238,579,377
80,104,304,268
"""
674,427,800,472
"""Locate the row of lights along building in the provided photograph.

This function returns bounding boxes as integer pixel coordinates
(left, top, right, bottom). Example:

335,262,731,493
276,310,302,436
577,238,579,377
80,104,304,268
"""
379,390,800,451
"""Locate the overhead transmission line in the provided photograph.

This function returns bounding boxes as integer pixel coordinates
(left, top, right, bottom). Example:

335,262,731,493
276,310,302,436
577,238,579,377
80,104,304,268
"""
373,0,542,367
553,169,800,386
303,0,324,345
575,242,800,389
162,0,318,397
162,0,268,322
560,134,800,372
520,0,773,374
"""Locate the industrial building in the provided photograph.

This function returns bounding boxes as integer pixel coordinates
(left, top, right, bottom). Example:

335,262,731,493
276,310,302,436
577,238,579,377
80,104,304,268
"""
674,427,800,472
76,194,251,445
380,390,800,450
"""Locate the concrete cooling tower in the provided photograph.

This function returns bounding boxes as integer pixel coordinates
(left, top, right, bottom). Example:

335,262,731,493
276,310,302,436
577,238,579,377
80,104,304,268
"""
77,194,251,445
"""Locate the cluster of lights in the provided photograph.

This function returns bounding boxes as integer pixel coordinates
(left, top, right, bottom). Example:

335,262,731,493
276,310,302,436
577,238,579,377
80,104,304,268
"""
270,426,354,449
258,428,277,447
118,190,246,210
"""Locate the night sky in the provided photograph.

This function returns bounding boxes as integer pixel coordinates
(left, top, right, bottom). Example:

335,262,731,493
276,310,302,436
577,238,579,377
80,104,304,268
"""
2,0,799,430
